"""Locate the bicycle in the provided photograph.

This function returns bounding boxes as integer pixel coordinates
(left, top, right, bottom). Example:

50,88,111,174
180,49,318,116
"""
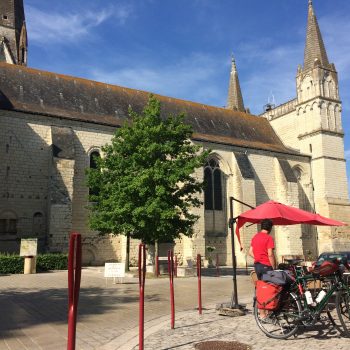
253,258,350,339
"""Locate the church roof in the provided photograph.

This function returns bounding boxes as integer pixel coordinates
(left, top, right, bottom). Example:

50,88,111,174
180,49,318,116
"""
0,62,300,155
303,0,330,71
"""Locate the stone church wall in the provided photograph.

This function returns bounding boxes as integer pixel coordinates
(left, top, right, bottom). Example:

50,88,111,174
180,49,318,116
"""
0,108,331,267
0,110,124,263
0,110,51,253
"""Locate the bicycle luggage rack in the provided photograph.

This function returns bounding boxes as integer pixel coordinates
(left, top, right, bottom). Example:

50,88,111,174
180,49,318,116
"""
344,272,350,286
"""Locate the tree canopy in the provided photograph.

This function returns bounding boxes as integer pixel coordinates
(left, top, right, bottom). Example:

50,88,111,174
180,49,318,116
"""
87,95,209,244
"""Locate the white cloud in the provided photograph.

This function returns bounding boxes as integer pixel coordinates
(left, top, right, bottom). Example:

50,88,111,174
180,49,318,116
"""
89,53,225,105
26,5,131,43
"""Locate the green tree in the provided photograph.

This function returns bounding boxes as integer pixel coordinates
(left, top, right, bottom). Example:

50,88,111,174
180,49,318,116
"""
87,95,209,246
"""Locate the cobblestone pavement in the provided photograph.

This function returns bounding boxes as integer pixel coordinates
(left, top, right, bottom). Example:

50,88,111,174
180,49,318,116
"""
125,303,350,350
1,268,349,349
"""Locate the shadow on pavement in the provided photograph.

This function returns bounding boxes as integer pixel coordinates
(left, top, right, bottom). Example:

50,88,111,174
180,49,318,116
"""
0,286,161,336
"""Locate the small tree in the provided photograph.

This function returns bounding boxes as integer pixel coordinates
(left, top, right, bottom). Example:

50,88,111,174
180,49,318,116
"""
87,95,209,260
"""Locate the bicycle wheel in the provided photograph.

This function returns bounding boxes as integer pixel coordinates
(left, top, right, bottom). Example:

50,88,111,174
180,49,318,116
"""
336,289,350,335
254,291,302,339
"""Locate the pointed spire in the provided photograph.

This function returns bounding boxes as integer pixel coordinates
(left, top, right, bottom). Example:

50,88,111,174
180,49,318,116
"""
226,54,245,112
0,0,27,65
303,0,329,71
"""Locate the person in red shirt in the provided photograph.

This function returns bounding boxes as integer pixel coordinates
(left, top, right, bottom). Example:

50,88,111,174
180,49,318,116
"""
249,219,276,280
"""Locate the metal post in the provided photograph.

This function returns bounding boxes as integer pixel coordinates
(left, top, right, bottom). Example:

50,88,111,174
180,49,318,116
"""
168,250,175,329
228,196,255,310
67,232,82,350
216,253,220,277
138,244,146,350
229,197,239,309
155,254,159,277
197,254,202,314
174,255,178,278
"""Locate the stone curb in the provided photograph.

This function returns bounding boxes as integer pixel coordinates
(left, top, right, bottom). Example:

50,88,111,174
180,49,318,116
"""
100,309,197,350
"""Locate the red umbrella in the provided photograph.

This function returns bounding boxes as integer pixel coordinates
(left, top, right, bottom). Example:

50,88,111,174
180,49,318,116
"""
235,200,347,249
307,213,347,226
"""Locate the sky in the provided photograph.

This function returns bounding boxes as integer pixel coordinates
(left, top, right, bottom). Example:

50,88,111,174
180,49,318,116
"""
25,0,350,183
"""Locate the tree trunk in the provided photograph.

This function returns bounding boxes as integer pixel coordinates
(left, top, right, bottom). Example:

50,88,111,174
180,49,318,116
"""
125,233,130,272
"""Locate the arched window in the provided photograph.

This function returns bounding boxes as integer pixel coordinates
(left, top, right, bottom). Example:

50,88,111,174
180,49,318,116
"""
204,167,213,210
204,159,223,211
89,150,101,197
293,167,302,182
0,211,17,234
90,151,100,170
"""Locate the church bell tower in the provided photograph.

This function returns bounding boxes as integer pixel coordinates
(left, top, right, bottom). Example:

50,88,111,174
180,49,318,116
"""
0,0,27,65
296,0,349,252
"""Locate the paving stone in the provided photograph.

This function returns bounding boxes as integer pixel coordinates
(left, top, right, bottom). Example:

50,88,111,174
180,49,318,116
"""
1,268,350,349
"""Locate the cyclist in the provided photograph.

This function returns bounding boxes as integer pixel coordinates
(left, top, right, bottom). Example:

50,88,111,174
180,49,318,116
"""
249,218,277,279
249,219,276,319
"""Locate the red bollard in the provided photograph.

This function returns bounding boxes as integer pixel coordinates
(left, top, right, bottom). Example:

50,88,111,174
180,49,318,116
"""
67,232,82,350
138,244,146,350
155,254,159,277
216,253,220,277
168,250,175,329
174,255,178,278
197,254,202,315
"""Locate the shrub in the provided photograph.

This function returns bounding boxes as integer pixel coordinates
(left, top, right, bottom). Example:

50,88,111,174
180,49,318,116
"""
0,253,68,274
36,254,68,272
0,254,24,274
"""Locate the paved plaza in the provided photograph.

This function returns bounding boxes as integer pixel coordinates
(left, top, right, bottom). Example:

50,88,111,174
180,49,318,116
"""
0,268,349,349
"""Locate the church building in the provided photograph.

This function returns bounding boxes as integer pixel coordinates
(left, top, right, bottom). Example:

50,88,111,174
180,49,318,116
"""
0,0,349,267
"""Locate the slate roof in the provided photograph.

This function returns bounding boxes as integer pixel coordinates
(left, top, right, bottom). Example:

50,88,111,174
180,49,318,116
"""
0,62,300,155
303,0,330,71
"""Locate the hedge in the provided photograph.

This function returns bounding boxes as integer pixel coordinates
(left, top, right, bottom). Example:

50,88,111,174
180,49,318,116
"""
0,254,23,274
0,253,68,274
36,254,68,272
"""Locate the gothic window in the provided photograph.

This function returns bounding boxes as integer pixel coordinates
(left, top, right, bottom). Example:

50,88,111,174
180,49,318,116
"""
293,167,302,181
328,80,334,98
334,105,340,131
0,211,17,234
90,151,100,170
326,105,331,129
21,47,25,64
329,105,335,130
204,167,213,210
89,150,100,197
301,76,312,101
204,159,223,211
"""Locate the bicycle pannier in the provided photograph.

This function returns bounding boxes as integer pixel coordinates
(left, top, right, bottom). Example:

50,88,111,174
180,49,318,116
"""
256,280,283,310
313,261,339,276
262,270,295,285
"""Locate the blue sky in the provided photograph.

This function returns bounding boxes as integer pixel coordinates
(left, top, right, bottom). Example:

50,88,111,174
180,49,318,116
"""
25,0,350,180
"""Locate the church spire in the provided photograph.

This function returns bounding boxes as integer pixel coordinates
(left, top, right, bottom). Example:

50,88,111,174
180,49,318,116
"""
303,0,329,71
0,0,27,65
226,54,245,112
